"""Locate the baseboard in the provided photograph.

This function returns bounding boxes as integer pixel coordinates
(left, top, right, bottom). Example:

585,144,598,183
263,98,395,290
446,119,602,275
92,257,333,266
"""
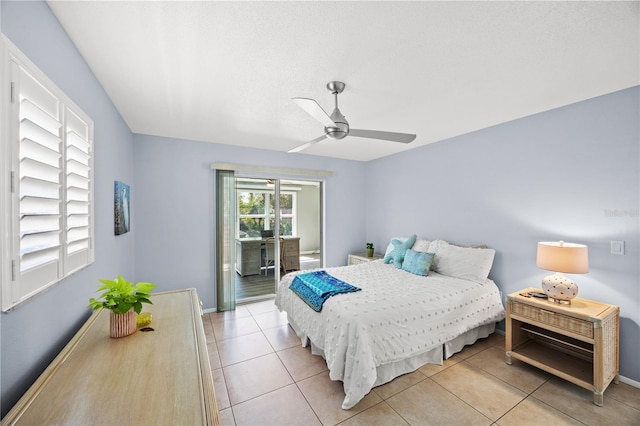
619,375,640,389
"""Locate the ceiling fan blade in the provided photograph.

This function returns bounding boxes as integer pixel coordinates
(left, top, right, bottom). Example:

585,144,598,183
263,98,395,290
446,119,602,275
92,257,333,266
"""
288,135,328,153
349,129,416,144
292,98,336,128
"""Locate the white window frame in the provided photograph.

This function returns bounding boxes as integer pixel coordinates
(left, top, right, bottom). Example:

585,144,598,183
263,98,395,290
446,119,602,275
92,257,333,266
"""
269,191,296,236
1,36,95,311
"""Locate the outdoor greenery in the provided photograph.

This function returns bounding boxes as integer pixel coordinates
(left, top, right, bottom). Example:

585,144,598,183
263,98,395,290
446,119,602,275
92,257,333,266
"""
238,191,293,237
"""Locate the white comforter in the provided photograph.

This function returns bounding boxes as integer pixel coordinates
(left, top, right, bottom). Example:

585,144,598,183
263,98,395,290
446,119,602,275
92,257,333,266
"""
275,260,505,409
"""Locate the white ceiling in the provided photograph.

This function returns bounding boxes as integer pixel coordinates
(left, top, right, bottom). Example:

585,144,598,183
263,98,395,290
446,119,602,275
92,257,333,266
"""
47,1,639,162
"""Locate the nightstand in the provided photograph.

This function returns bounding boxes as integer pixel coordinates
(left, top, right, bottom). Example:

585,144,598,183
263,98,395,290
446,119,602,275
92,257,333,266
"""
348,252,383,265
506,288,619,406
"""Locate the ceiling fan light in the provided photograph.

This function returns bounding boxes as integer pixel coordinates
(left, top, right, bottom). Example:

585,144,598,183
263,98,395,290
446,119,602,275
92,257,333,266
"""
325,126,348,140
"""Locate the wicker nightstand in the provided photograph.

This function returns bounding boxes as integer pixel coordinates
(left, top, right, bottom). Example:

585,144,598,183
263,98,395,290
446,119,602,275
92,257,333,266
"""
348,252,383,265
506,288,619,406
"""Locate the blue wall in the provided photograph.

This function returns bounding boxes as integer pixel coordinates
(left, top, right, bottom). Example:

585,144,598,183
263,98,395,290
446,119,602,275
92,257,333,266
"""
132,134,367,309
1,1,135,416
365,87,640,383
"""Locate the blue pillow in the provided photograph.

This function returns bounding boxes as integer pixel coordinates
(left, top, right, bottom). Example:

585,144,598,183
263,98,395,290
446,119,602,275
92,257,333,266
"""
402,249,435,276
383,234,417,268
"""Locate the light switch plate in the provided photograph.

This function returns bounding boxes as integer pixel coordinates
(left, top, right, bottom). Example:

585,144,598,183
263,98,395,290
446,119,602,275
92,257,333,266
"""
610,241,624,255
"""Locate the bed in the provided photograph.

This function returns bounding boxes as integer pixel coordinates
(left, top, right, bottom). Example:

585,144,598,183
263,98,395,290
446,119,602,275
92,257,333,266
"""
274,238,505,409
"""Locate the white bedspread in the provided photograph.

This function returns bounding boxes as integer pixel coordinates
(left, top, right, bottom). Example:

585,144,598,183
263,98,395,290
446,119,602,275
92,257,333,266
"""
275,260,505,409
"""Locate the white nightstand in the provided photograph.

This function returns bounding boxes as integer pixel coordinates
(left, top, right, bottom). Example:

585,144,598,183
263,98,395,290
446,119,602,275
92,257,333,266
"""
348,252,383,265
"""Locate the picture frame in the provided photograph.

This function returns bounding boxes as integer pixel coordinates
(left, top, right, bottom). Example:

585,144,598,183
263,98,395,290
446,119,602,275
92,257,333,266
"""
114,181,130,235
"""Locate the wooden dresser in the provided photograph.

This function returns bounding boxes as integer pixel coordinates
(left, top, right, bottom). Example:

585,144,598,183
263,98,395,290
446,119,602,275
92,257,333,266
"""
1,289,219,425
282,237,300,272
236,238,263,276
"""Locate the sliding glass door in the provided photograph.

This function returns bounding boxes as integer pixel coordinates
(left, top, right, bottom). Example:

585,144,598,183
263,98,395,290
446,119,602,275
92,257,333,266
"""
234,177,322,301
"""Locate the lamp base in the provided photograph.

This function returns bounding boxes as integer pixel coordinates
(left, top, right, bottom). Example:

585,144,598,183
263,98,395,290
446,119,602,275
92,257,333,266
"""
547,296,572,305
541,272,578,305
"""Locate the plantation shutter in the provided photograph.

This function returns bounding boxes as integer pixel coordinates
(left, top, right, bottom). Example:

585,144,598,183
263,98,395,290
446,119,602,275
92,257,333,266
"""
3,38,94,310
64,107,93,273
14,61,64,296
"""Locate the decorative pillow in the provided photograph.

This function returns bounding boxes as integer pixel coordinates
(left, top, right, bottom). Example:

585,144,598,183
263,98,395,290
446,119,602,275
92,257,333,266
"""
428,239,495,283
383,234,417,268
402,249,435,276
384,237,408,257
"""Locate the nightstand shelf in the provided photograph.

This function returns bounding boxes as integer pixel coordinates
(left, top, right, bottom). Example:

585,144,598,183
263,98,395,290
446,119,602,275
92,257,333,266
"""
512,336,593,387
506,288,619,406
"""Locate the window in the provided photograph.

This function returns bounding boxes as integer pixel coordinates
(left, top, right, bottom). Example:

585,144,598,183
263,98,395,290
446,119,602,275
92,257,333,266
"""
1,36,94,311
237,190,296,238
236,178,298,238
270,192,294,236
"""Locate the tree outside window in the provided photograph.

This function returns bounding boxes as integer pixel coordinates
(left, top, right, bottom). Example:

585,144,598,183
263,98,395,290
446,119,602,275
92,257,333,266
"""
238,191,295,237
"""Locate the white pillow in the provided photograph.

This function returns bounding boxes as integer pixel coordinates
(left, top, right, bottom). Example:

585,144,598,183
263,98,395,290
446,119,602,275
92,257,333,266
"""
428,240,495,283
412,238,432,253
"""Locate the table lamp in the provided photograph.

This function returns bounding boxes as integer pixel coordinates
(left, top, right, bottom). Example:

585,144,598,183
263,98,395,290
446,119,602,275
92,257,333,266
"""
536,241,589,304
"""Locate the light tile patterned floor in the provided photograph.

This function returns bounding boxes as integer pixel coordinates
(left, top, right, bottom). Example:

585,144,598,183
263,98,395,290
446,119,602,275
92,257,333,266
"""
203,299,640,426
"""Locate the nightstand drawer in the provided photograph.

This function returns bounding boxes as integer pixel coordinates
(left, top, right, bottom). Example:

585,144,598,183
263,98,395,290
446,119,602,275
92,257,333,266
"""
511,301,593,339
348,253,383,265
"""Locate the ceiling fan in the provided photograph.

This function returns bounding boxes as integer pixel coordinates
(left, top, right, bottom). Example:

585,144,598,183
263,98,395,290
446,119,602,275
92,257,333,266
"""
289,81,416,153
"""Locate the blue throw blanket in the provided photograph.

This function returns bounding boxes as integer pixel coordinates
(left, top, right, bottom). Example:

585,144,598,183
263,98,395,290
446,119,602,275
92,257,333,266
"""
289,270,361,312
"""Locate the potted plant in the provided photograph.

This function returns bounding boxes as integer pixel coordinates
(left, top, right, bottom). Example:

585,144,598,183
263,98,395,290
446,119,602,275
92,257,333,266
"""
89,275,156,338
366,242,374,258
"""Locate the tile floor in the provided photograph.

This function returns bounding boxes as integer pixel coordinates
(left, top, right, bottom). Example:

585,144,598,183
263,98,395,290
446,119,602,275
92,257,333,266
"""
203,299,640,426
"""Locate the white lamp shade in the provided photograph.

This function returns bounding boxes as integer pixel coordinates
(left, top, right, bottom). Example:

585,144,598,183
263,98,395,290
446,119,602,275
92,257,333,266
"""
536,241,589,274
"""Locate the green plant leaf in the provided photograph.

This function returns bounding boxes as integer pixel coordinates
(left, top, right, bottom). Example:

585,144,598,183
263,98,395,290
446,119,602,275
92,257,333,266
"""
113,302,132,314
90,276,155,313
136,282,156,292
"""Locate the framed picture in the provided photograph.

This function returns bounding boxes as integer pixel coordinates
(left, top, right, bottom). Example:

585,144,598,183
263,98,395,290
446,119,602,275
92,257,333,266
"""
114,181,130,235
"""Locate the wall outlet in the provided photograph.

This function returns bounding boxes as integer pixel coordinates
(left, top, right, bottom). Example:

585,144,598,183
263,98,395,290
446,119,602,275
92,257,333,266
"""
610,241,625,255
